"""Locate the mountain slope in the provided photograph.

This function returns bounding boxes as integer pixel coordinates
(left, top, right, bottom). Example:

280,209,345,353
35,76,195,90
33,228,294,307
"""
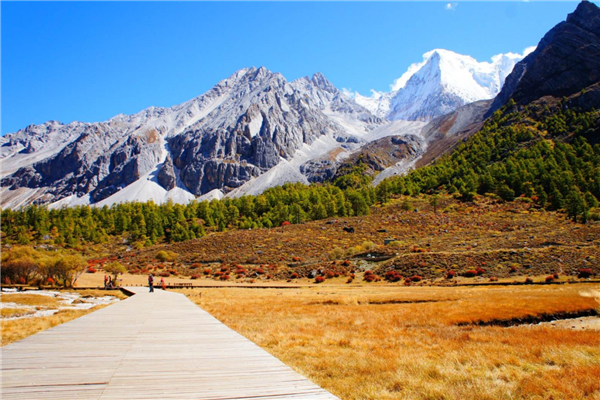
490,0,600,113
1,67,391,208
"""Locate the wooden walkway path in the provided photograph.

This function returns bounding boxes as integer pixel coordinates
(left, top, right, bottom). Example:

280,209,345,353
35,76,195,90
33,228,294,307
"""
1,287,339,400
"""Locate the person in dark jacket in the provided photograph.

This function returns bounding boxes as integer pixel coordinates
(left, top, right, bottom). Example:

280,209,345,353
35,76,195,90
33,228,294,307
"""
148,274,154,293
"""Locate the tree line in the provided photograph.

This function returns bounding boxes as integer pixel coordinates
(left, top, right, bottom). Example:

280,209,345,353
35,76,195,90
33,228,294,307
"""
1,183,377,246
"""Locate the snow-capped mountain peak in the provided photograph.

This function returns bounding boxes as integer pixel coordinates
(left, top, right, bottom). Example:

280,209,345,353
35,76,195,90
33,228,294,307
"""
350,47,534,121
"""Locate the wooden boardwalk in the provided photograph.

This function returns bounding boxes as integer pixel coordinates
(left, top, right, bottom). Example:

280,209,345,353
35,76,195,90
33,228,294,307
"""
1,287,339,400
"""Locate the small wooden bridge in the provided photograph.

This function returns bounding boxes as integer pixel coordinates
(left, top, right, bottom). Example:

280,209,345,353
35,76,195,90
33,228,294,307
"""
1,287,339,400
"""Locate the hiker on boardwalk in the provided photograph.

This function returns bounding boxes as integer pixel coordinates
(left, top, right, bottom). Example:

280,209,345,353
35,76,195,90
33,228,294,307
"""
148,274,154,293
160,277,166,290
104,275,108,289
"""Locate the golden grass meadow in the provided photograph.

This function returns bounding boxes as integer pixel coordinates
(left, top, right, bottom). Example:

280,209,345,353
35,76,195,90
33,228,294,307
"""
182,284,600,400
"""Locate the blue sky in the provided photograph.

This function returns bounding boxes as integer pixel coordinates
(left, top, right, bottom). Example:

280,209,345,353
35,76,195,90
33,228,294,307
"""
1,1,585,135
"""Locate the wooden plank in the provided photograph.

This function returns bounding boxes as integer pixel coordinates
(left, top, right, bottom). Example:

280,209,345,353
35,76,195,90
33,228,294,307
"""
1,287,339,400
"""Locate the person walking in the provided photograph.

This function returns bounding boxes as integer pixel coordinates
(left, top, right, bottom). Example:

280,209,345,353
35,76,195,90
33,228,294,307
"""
104,275,108,289
148,274,154,293
160,277,166,291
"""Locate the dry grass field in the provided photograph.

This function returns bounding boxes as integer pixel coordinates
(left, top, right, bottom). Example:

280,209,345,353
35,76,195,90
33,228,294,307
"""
0,289,126,346
183,284,600,400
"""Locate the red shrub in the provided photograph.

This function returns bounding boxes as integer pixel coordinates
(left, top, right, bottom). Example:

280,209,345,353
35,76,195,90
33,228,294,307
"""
509,266,517,273
315,276,325,283
18,277,26,284
46,277,55,285
346,277,353,284
325,270,335,279
256,268,266,275
475,267,485,276
410,275,423,282
578,268,594,279
220,274,230,281
385,270,403,282
525,277,533,284
292,256,302,262
291,272,300,279
86,267,97,273
191,263,202,269
489,277,499,282
446,270,456,279
342,260,351,267
364,274,377,282
203,268,212,275
545,276,555,282
463,270,478,278
190,274,200,280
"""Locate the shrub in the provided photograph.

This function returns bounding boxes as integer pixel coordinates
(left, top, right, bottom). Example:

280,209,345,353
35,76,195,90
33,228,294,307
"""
342,260,351,267
446,270,456,279
525,277,533,284
86,266,97,273
220,274,230,281
364,274,377,282
553,273,559,279
509,265,518,273
410,275,423,282
578,268,594,279
191,263,202,269
190,274,200,280
545,276,555,282
290,272,300,279
256,268,266,275
363,270,377,282
463,270,478,278
203,268,212,275
159,271,170,277
156,250,178,262
328,247,345,261
325,270,335,279
346,277,353,284
475,267,485,276
385,270,402,282
315,276,325,283
489,277,499,282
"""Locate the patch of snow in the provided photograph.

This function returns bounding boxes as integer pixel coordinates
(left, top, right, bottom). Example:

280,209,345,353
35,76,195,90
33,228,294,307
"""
372,156,423,186
248,113,264,138
0,290,120,321
197,189,224,202
364,120,427,142
227,159,309,198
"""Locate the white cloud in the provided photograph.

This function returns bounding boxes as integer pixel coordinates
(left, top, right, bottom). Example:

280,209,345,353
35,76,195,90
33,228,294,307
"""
445,3,458,11
523,45,536,57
